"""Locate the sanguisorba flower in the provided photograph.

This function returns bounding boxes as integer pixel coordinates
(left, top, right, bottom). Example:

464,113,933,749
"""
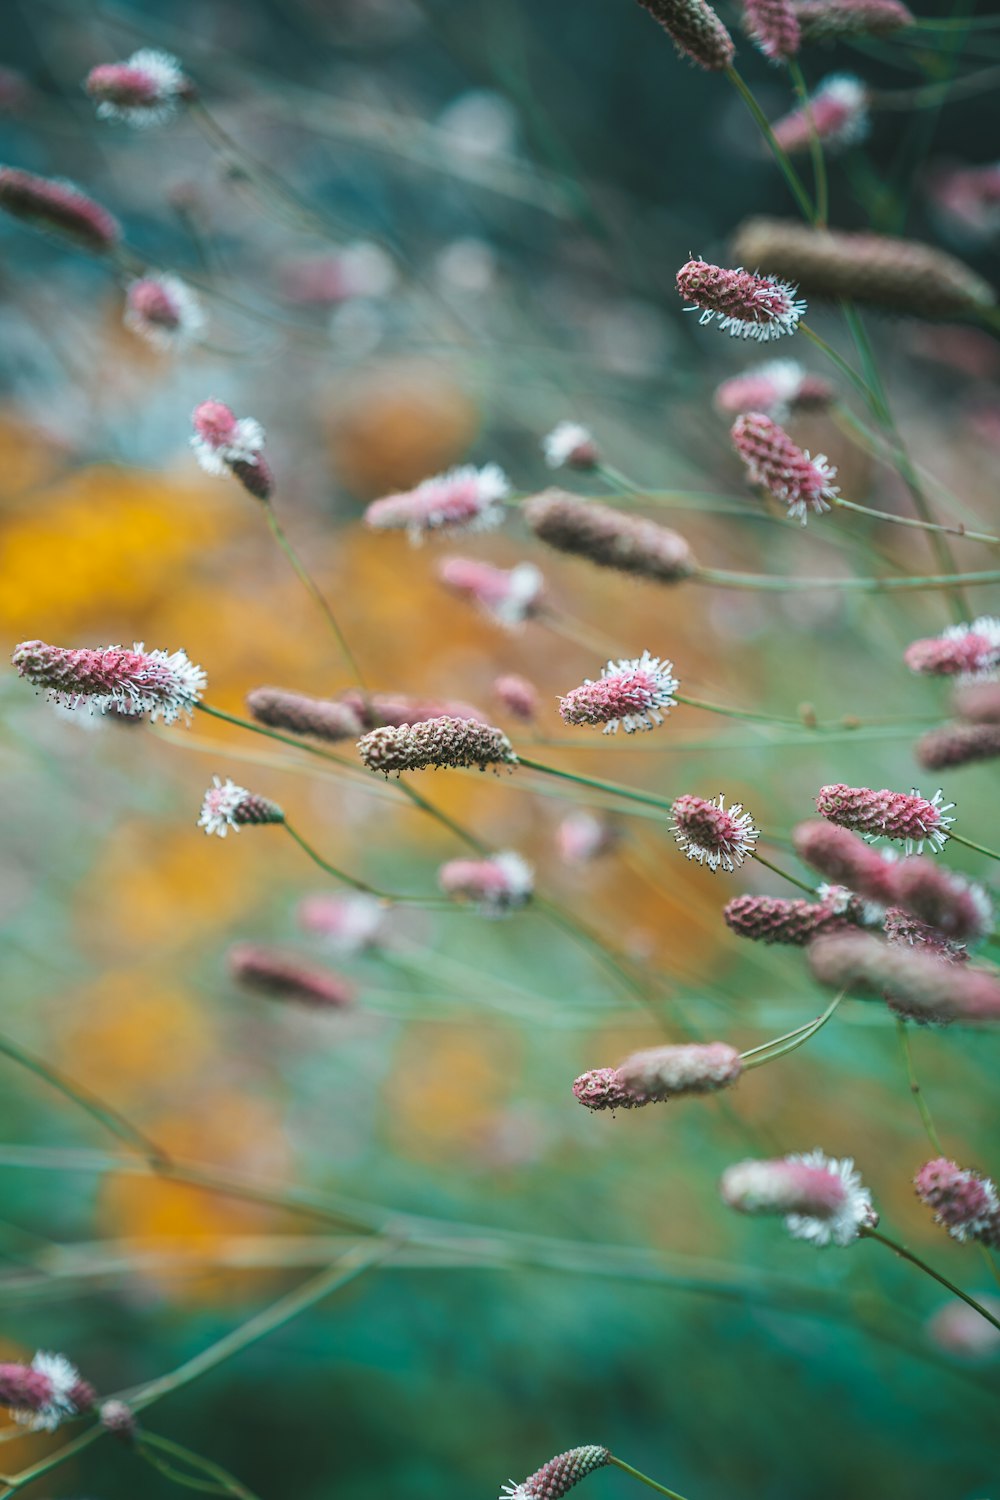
887,858,993,945
573,1066,650,1112
494,673,539,722
524,490,695,584
720,1150,878,1246
713,359,832,419
191,398,273,501
0,166,120,252
916,720,1000,772
0,1352,95,1432
914,1158,1000,1246
809,930,1000,1024
772,74,869,155
742,0,800,62
559,652,678,735
85,49,193,126
358,716,518,774
904,617,1000,681
438,851,533,916
670,792,759,872
298,892,386,954
731,411,839,524
815,782,955,854
437,557,545,628
634,0,735,70
792,819,898,906
617,1041,743,1102
501,1446,611,1500
12,639,205,722
542,421,599,471
246,686,363,744
363,464,509,543
953,681,1000,723
125,274,205,350
723,891,860,945
198,777,285,837
228,944,355,1009
793,0,913,41
676,259,806,341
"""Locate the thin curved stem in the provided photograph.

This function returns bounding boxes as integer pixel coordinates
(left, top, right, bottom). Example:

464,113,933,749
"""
833,496,1000,547
608,1456,691,1500
693,565,1000,593
751,850,816,896
725,67,816,221
137,1433,261,1500
896,1020,945,1155
262,504,367,688
741,990,846,1066
283,823,452,906
863,1227,1000,1334
950,830,1000,863
789,60,828,227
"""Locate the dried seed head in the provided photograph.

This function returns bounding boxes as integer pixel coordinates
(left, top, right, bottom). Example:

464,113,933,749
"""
634,0,735,68
493,673,539,722
542,421,599,471
12,639,205,723
809,931,1000,1024
772,74,869,154
732,411,838,523
916,721,1000,772
793,0,913,42
198,777,284,837
298,893,386,954
557,810,619,865
904,618,1000,682
0,166,120,252
364,464,509,543
721,1150,877,1246
572,1067,650,1111
125,274,205,351
559,652,678,736
358,715,518,774
885,858,993,945
617,1041,742,1102
816,782,955,854
228,945,355,1009
339,690,489,730
246,686,363,743
191,399,272,500
793,819,898,905
723,892,859,944
524,490,695,583
670,792,759,872
713,359,832,419
438,557,545,628
914,1158,1000,1246
677,259,806,341
0,1353,93,1433
438,851,533,916
501,1445,611,1500
742,0,801,61
85,49,193,125
729,216,995,317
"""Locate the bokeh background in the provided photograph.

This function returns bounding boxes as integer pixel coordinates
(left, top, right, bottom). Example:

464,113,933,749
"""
1,0,1000,1496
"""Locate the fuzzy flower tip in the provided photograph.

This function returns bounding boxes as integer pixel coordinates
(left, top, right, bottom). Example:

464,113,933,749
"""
438,851,533,916
298,892,386,954
358,716,518,775
229,945,355,1010
772,75,869,156
198,777,284,837
494,673,539,722
542,421,599,470
721,1151,877,1247
559,652,678,735
677,259,806,341
524,490,695,584
0,166,120,252
85,49,192,125
904,618,1000,682
364,464,509,543
670,792,759,873
0,1353,94,1433
438,557,545,628
917,721,1000,772
572,1067,649,1112
713,359,832,420
914,1158,1000,1246
501,1446,611,1500
12,639,205,723
809,931,1000,1024
617,1041,742,1103
191,399,272,501
816,783,955,854
125,274,205,350
635,0,736,70
743,0,800,61
732,411,838,524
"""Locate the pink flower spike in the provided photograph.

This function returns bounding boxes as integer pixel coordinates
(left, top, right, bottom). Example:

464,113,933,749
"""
191,399,270,499
927,1298,1000,1361
887,858,993,944
438,851,533,916
12,639,205,723
793,819,897,906
100,1400,138,1442
617,1041,742,1102
883,906,968,966
198,777,284,837
721,1150,877,1246
772,75,870,156
723,892,859,945
816,783,955,854
438,557,545,628
572,1067,649,1111
914,1158,1000,1246
0,166,120,252
298,893,386,954
953,681,1000,723
904,617,1000,682
0,1353,94,1432
559,651,678,735
731,411,838,524
677,259,806,341
364,464,509,544
125,274,205,351
809,930,1000,1024
670,792,759,872
743,0,801,61
794,0,914,41
713,359,831,419
635,0,736,70
501,1446,611,1500
358,716,517,774
228,945,355,1010
917,720,1000,771
85,49,192,126
494,673,539,722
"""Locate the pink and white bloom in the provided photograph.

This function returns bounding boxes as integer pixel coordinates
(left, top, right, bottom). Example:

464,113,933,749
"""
85,49,192,126
677,259,806,341
929,162,1000,242
493,673,539,722
12,639,205,723
541,421,599,470
364,464,509,543
742,0,801,61
298,892,386,954
191,398,265,476
816,783,955,854
721,1149,877,1246
904,617,1000,682
438,557,545,627
914,1158,1000,1245
617,1041,743,1101
557,810,618,865
670,792,759,873
772,74,870,156
125,274,205,351
0,1352,95,1432
198,777,284,837
500,1446,611,1500
714,359,832,419
559,651,678,735
438,851,533,916
732,411,839,523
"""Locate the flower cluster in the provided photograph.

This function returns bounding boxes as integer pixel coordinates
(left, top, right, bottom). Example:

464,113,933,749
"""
364,464,509,543
815,783,955,854
669,792,759,872
914,1159,1000,1246
191,399,273,501
677,259,806,341
558,652,678,735
12,639,205,723
721,1151,878,1247
731,411,839,523
198,778,285,837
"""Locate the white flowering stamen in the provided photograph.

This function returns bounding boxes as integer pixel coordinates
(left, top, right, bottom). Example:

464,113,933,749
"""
191,417,265,477
784,1149,877,1247
198,777,252,837
15,1353,83,1433
542,421,596,469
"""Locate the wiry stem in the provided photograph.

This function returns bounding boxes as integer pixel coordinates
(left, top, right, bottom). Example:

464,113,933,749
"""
608,1455,692,1500
263,503,367,688
862,1227,1000,1334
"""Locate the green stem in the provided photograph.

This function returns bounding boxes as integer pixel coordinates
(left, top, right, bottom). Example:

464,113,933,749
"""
798,322,881,410
675,693,803,729
950,830,1000,863
608,1455,691,1500
751,850,816,895
263,504,367,688
789,60,827,226
833,496,1000,547
518,755,674,814
195,702,347,768
596,462,646,495
283,823,452,906
863,1227,1000,1334
725,67,816,220
741,990,845,1066
137,1433,261,1500
693,565,1000,593
896,1019,945,1155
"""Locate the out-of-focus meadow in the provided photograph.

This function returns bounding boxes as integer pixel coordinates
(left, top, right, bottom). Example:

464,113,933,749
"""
1,1,999,1496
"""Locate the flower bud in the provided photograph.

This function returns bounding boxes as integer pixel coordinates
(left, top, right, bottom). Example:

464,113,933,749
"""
720,1149,877,1246
298,893,385,954
793,0,913,40
815,782,955,854
771,74,869,154
887,858,993,944
559,652,678,735
198,777,284,837
246,686,363,743
670,792,759,872
438,557,545,627
501,1445,611,1500
809,931,1000,1023
125,274,205,350
229,945,355,1009
723,892,858,944
572,1067,649,1111
358,716,518,774
364,464,509,543
524,490,695,583
13,639,205,723
493,673,539,722
0,1353,93,1432
905,618,1000,681
438,852,533,916
714,359,832,419
953,681,1000,723
100,1399,138,1442
85,49,193,126
542,422,599,471
617,1041,742,1101
743,0,801,61
677,259,806,341
915,721,1000,772
792,819,897,904
0,166,120,252
914,1158,1000,1246
634,0,735,69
